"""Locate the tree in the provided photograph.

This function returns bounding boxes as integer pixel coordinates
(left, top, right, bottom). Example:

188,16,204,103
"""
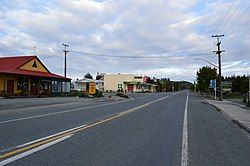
96,72,104,80
146,77,154,84
84,73,93,79
196,66,217,93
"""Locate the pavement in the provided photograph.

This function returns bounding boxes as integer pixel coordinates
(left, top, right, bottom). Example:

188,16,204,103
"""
206,99,250,132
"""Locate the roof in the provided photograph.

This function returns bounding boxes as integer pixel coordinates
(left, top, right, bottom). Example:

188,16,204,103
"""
0,55,70,80
75,78,104,83
123,81,156,86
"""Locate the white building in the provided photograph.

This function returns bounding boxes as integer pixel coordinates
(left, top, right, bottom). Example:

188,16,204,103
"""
104,73,156,92
74,78,104,92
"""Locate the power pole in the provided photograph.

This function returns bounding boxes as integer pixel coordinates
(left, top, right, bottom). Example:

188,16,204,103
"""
212,34,225,101
62,43,69,78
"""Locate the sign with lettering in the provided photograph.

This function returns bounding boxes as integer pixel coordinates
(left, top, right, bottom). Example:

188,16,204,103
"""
89,82,96,94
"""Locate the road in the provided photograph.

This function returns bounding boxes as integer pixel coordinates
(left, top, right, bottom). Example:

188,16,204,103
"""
0,91,249,165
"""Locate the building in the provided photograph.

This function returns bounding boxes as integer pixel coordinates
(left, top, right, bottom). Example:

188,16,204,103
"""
104,73,157,92
74,78,104,92
0,56,71,96
222,81,232,93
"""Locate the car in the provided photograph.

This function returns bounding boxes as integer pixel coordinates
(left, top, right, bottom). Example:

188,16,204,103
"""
243,91,250,103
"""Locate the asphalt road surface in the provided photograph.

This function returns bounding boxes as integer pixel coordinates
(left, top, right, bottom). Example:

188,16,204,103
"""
0,91,249,166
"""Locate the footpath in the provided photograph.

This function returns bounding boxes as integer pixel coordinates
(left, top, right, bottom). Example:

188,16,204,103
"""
206,99,250,133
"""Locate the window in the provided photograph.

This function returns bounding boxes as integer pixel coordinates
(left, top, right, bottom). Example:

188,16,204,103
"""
32,61,37,68
17,77,28,90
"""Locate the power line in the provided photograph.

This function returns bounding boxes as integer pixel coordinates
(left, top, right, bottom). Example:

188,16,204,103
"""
223,5,250,35
215,0,237,34
217,0,243,34
224,19,250,46
39,51,62,59
70,50,210,59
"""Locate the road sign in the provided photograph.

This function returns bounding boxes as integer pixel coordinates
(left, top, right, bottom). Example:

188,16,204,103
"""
89,82,96,94
210,79,216,88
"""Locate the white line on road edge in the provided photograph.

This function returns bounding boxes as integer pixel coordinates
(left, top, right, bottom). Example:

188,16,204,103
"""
0,135,72,166
0,99,133,124
181,92,189,166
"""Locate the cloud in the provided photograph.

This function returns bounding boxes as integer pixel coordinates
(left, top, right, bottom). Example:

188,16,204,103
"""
0,0,249,82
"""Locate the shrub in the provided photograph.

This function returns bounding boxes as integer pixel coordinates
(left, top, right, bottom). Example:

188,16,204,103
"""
116,93,129,98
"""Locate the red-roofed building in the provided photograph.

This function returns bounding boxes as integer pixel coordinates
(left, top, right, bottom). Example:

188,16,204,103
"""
0,55,71,96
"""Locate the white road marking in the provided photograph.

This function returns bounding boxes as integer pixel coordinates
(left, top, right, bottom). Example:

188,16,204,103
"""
0,135,72,166
181,92,189,166
0,124,86,153
0,99,132,124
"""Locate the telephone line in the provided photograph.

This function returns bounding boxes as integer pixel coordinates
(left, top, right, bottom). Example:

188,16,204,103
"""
223,5,249,35
217,0,243,34
70,50,210,59
214,0,237,34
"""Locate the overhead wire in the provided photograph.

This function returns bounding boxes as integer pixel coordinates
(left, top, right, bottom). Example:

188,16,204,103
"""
214,0,237,34
39,51,62,59
216,0,243,35
70,50,210,59
223,5,250,35
224,19,250,45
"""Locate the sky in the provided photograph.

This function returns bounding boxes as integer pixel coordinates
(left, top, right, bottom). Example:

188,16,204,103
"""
0,0,249,82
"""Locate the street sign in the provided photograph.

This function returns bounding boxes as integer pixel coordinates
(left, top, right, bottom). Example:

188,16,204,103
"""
210,79,216,88
89,82,96,94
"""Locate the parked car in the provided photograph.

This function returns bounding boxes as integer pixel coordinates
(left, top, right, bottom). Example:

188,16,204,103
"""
243,91,250,103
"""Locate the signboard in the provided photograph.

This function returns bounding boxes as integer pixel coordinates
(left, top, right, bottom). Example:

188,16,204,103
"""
118,84,122,89
89,82,96,94
210,79,216,89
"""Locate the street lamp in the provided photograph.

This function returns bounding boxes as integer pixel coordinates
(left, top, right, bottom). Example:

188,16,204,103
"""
194,58,219,69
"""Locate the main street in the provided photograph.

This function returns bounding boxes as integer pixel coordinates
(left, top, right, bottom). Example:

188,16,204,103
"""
0,91,249,165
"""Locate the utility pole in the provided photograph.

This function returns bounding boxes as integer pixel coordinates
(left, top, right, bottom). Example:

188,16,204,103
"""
212,34,225,101
62,43,69,78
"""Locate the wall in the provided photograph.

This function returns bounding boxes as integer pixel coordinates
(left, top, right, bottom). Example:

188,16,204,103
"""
0,75,18,94
0,76,5,91
19,58,48,72
104,74,135,92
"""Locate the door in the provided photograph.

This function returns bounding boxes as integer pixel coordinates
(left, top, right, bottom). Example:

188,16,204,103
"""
7,80,14,95
31,78,38,95
127,85,134,92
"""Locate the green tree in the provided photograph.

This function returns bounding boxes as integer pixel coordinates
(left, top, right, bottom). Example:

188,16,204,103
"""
196,66,217,93
84,73,93,79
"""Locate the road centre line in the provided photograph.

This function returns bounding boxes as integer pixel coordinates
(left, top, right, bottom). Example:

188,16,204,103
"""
0,98,133,125
181,92,189,166
0,135,72,166
0,93,179,163
0,124,87,153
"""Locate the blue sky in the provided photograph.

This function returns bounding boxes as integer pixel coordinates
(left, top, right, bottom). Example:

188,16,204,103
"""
0,0,249,82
